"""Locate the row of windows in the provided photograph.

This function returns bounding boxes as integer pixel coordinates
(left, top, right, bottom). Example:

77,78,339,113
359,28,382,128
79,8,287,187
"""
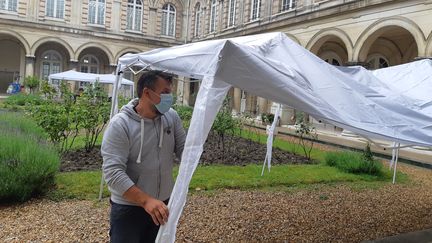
0,0,177,37
194,0,297,37
1,0,297,38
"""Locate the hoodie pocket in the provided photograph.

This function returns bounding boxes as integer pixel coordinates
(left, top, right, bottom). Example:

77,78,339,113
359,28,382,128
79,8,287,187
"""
136,174,159,198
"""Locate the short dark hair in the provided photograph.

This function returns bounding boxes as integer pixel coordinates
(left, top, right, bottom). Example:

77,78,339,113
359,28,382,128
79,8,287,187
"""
137,70,172,98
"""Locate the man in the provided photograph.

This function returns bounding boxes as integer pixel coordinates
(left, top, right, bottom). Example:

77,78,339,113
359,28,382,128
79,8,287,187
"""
102,70,186,243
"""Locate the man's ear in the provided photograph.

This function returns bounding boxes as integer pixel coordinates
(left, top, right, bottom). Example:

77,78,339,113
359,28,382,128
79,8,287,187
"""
142,87,150,97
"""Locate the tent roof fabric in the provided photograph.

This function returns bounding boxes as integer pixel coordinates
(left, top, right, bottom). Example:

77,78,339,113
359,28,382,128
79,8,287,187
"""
372,60,432,116
49,70,134,86
118,32,432,147
113,32,432,243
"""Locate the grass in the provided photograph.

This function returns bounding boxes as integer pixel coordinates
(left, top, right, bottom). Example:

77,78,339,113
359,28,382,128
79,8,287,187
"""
48,171,110,201
48,163,406,201
236,128,328,162
47,125,408,201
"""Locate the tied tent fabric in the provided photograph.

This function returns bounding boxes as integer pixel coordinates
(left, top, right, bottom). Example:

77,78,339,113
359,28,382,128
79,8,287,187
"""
112,32,432,243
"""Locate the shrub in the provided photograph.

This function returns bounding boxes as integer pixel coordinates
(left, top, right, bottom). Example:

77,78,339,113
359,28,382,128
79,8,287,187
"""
29,81,111,153
261,113,275,124
0,111,47,140
295,122,317,159
0,113,60,203
4,93,43,107
24,76,41,94
325,150,383,176
74,81,111,152
363,143,374,162
173,104,193,129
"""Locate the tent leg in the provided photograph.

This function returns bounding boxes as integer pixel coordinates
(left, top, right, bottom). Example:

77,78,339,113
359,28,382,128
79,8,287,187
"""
98,173,105,201
392,145,400,184
389,142,396,170
261,156,268,176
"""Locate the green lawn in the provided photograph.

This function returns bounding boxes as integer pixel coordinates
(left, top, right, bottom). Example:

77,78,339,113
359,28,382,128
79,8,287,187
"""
48,163,405,201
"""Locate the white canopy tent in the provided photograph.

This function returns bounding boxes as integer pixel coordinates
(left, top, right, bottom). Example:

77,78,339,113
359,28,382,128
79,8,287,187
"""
371,59,432,116
109,32,432,242
48,70,135,97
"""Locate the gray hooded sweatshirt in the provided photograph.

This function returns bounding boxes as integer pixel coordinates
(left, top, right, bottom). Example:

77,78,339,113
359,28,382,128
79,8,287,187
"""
101,98,186,206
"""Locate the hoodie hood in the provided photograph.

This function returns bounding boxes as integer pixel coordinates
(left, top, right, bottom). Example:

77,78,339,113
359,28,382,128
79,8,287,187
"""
120,98,147,122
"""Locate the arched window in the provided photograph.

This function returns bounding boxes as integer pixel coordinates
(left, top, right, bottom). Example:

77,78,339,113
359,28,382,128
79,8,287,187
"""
80,54,99,74
40,50,62,80
161,4,176,37
194,3,201,37
0,0,17,12
321,52,342,66
281,0,296,12
79,54,99,87
127,0,143,31
46,0,65,18
367,54,389,70
89,0,105,25
227,0,236,27
250,0,261,21
209,0,217,33
325,58,341,66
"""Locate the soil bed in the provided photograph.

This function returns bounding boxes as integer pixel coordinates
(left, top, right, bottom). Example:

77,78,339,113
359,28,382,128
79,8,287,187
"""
60,132,314,172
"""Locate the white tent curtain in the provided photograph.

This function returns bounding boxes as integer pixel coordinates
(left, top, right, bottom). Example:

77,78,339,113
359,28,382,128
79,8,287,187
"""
157,76,231,242
262,103,282,176
111,32,432,243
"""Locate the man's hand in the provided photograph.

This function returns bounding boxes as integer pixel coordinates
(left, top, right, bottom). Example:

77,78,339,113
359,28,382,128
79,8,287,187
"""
123,185,169,226
141,197,169,226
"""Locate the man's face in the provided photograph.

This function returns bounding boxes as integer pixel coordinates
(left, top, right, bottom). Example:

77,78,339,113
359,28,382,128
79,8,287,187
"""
144,77,173,105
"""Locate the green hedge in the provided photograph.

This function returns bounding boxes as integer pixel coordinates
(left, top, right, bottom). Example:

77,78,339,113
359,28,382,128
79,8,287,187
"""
173,104,193,128
0,112,60,203
4,93,43,107
325,151,383,176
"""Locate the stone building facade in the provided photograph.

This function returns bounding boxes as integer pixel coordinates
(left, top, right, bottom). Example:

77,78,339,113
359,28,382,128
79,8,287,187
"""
1,0,431,126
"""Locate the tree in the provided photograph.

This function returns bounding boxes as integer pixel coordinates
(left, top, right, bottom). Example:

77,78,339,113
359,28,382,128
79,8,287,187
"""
75,82,111,152
211,98,240,161
295,121,317,160
29,81,78,153
24,76,41,94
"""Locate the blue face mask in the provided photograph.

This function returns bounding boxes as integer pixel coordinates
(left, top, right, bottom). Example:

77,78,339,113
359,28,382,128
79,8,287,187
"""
150,90,173,114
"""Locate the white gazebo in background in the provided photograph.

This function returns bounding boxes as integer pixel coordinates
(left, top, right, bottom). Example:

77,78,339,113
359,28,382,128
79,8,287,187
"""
49,70,135,98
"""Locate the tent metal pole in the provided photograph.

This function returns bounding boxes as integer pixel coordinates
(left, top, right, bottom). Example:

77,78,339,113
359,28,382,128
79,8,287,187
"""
98,64,123,201
392,143,400,184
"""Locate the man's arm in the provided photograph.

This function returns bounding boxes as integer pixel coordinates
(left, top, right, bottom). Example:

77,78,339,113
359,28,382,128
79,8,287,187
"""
101,117,134,195
173,112,186,159
102,116,168,225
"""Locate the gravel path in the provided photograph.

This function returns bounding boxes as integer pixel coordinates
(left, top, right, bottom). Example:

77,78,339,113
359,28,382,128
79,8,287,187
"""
1,163,431,242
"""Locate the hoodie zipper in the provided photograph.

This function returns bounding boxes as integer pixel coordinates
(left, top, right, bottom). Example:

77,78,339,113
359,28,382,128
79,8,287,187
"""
154,119,161,199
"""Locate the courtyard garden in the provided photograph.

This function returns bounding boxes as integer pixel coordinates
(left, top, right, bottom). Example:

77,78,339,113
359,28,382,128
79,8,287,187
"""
0,82,431,242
